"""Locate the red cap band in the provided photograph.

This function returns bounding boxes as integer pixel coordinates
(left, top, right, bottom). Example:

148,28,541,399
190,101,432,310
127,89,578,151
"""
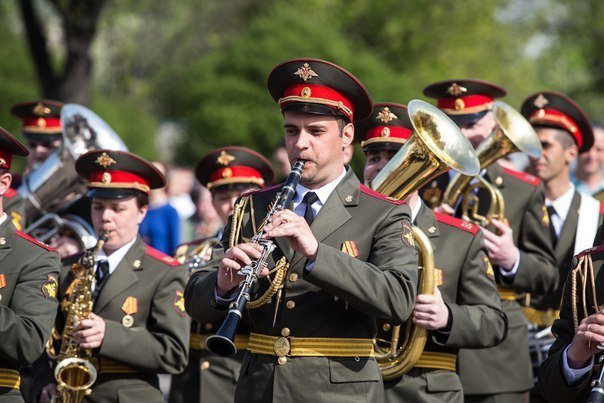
89,170,151,194
280,83,355,121
0,149,12,169
364,126,411,142
437,94,493,114
529,109,582,149
22,117,61,132
208,165,265,189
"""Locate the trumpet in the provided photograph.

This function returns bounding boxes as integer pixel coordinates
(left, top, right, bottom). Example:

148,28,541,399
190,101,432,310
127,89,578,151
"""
206,161,304,357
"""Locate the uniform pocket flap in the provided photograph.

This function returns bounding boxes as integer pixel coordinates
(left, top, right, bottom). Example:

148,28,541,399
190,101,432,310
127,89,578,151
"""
328,358,380,384
425,370,462,392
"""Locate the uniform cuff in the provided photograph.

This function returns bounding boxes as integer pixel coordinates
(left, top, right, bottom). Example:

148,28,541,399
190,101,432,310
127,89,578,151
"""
562,345,594,385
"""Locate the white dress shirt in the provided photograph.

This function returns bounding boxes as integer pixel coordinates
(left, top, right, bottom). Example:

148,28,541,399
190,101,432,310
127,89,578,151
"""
545,184,576,238
292,168,347,219
0,213,7,226
93,236,137,290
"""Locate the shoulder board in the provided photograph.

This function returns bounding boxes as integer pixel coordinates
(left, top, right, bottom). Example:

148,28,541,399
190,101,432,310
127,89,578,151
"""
502,167,540,186
577,244,604,259
360,185,405,205
145,245,180,267
434,212,479,235
4,188,17,199
241,183,282,198
600,203,604,215
15,231,56,252
61,251,85,266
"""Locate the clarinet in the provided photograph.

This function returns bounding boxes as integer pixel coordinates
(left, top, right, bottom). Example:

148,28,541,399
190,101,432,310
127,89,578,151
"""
586,351,604,403
206,161,304,357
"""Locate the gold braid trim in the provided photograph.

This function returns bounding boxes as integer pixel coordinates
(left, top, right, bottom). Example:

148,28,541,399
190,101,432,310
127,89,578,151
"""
228,195,289,310
571,254,599,332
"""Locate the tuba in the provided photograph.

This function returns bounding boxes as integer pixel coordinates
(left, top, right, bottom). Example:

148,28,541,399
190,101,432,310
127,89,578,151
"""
442,101,542,226
51,231,108,403
370,99,479,380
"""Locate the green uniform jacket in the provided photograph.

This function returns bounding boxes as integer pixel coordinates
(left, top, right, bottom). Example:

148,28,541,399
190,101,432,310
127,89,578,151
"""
185,168,418,403
0,217,60,402
384,203,507,403
531,191,604,311
421,164,557,395
537,228,604,402
3,189,25,231
32,236,190,403
169,237,245,403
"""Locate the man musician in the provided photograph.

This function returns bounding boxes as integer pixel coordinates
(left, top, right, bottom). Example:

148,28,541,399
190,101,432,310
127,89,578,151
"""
34,149,190,403
185,58,419,402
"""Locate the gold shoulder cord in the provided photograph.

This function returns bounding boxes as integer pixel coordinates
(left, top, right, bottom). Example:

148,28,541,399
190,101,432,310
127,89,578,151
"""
571,254,598,332
229,196,290,311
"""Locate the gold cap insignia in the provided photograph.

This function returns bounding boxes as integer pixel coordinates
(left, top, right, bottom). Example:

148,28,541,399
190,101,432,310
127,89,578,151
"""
0,158,6,168
95,152,117,168
222,167,233,178
447,83,467,96
381,127,390,137
377,107,397,124
534,94,549,109
102,172,112,184
217,150,236,166
454,98,465,111
173,290,186,317
294,62,318,82
301,87,312,98
37,117,47,128
33,102,51,116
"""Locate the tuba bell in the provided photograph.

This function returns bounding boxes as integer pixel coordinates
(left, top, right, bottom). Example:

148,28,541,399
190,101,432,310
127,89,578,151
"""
442,101,542,226
370,99,479,380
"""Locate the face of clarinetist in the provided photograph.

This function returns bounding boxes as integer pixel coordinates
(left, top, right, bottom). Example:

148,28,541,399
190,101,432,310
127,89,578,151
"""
283,111,354,189
91,196,148,254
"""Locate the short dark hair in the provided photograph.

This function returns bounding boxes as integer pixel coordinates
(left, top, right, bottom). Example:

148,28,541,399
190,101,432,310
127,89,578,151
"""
136,192,149,208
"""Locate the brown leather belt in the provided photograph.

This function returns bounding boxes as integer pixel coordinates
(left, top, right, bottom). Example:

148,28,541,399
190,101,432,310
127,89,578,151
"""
190,334,250,351
0,368,20,389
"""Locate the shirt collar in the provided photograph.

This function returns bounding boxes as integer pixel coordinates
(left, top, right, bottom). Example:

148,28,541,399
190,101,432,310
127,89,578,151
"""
293,167,347,208
0,213,7,226
98,236,138,274
411,198,422,223
545,184,575,222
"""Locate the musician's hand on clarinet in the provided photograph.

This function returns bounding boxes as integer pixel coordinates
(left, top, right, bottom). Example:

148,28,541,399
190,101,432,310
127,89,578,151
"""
567,312,604,369
263,210,319,260
412,287,450,330
217,243,266,297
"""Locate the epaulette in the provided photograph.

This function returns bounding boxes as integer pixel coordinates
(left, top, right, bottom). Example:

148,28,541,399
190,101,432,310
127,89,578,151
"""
576,244,604,259
4,188,17,199
434,212,479,235
600,203,604,215
502,167,540,186
145,245,180,267
360,185,405,205
15,230,56,252
241,183,282,198
61,251,85,266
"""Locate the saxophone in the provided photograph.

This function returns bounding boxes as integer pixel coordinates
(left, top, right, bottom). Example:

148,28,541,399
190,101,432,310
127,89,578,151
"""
52,231,108,403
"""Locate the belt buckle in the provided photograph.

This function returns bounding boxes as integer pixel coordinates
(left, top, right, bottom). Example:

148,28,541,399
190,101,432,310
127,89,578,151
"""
274,336,291,357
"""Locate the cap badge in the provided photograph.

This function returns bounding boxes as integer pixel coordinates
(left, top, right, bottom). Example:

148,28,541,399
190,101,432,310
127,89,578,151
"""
95,152,117,168
222,167,233,178
101,172,112,184
446,83,467,96
0,158,6,168
33,103,51,116
301,87,312,98
381,127,390,137
454,98,465,111
294,62,318,82
217,150,236,166
377,107,397,124
37,117,47,128
534,94,549,109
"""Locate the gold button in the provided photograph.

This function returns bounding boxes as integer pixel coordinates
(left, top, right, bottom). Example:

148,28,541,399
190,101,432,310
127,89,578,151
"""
277,357,287,365
495,176,503,186
200,361,210,370
281,327,291,337
204,323,213,331
382,323,391,332
289,273,298,282
286,300,295,310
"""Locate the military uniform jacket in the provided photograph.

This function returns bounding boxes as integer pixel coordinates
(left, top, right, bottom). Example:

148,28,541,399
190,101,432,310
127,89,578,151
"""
538,232,604,402
383,203,506,402
428,164,557,395
2,189,25,231
185,168,418,403
0,217,60,402
531,191,604,312
169,236,245,403
32,236,190,403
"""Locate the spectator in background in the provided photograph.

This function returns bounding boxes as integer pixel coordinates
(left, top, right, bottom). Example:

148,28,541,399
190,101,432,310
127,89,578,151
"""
139,161,180,255
167,166,197,220
573,122,604,198
181,184,223,243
